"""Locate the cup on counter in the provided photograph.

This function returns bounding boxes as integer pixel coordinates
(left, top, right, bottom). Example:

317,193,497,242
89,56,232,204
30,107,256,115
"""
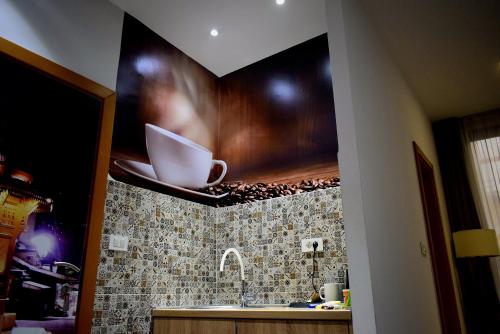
319,283,343,302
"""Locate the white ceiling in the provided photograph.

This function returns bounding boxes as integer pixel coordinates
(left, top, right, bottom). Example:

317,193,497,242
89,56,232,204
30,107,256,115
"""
110,0,327,77
110,0,500,120
361,0,500,120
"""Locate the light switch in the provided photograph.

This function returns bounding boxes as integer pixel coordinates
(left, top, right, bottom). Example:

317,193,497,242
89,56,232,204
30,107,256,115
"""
419,241,428,257
109,234,128,252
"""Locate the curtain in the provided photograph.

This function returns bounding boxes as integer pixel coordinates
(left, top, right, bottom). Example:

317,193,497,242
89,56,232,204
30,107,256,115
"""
463,109,500,301
433,118,499,334
433,119,482,231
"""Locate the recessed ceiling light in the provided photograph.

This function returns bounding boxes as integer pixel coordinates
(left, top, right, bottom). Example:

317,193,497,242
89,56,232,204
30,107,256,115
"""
210,28,219,37
276,0,286,5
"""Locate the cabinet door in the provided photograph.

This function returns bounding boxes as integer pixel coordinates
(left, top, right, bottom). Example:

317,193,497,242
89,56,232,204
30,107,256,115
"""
236,320,287,334
287,320,349,334
236,320,349,334
153,318,234,334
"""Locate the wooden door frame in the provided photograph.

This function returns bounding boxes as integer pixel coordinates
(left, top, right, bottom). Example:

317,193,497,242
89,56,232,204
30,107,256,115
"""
413,142,462,334
0,36,115,334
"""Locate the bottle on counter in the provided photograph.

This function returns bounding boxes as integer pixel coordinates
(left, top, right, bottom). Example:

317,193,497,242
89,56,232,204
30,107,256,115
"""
342,289,351,308
345,269,349,289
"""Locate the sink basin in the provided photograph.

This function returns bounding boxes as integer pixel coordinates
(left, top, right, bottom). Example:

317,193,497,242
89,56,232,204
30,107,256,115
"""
185,305,242,310
183,304,284,310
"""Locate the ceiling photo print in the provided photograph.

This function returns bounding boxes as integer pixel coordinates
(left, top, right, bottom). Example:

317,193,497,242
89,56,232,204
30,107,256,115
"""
110,14,339,206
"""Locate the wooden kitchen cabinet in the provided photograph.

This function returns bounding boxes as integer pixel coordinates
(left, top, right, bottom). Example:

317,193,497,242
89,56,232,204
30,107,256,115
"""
236,320,349,334
152,308,352,334
153,318,234,334
154,318,350,334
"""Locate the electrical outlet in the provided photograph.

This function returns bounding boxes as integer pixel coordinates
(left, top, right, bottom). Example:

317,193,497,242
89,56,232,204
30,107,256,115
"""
301,238,324,252
109,234,129,252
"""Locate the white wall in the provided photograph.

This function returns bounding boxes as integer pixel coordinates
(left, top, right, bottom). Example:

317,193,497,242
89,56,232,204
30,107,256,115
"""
0,0,124,90
325,1,463,333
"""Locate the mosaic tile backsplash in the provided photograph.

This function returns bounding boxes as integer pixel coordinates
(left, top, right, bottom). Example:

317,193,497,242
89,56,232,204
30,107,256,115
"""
92,181,217,333
92,180,346,333
215,186,347,305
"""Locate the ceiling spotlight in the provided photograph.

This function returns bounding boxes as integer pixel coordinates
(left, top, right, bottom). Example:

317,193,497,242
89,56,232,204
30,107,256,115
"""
210,28,219,37
276,0,286,5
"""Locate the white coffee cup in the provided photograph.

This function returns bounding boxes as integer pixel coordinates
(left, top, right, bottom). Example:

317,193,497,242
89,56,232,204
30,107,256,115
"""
319,283,342,302
145,123,227,189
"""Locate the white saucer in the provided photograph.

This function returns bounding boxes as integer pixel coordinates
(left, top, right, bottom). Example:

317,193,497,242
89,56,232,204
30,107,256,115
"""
114,159,228,199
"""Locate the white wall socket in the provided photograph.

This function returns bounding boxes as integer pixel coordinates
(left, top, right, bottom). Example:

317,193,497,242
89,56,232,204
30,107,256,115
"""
301,238,324,252
109,234,129,252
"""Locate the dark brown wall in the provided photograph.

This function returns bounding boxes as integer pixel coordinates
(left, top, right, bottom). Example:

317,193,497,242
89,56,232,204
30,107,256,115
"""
110,14,219,182
218,34,338,183
112,18,338,202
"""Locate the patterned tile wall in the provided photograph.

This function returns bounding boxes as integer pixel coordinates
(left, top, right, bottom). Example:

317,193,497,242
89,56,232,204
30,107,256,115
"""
92,180,217,333
92,181,346,333
215,186,347,305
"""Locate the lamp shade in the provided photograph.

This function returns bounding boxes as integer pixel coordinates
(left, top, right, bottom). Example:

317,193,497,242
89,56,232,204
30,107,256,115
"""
452,229,500,258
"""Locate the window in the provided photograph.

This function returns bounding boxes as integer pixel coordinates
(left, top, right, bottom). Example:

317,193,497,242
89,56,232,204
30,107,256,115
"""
465,113,500,300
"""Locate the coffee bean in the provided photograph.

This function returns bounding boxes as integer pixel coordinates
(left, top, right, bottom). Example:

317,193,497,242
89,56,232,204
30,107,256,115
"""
203,176,340,207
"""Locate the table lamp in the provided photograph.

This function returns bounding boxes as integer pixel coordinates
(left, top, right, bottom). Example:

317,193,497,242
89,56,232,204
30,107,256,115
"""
452,229,500,258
